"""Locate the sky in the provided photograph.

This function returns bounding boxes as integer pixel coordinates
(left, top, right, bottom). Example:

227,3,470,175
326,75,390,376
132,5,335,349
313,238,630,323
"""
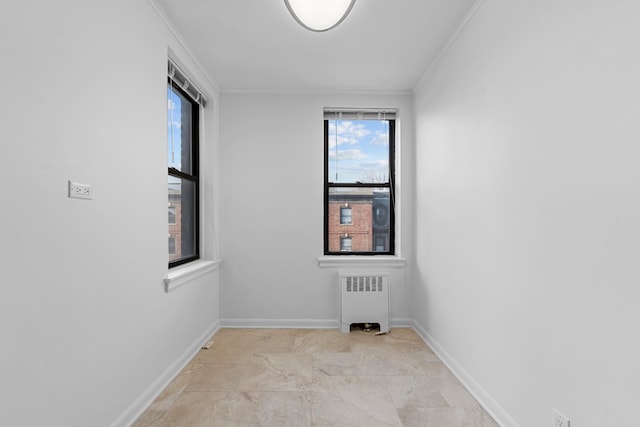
327,119,390,183
167,87,183,171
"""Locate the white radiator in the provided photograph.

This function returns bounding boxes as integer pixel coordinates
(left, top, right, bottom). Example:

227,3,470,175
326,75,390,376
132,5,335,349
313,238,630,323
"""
339,273,389,333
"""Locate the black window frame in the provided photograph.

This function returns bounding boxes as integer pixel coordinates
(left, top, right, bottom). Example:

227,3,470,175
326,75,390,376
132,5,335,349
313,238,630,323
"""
168,79,200,268
324,117,396,256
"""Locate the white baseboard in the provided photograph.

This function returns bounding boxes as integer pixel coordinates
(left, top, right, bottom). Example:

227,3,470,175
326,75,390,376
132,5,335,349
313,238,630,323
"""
391,317,413,328
411,320,520,427
220,318,339,329
219,318,415,329
110,320,220,427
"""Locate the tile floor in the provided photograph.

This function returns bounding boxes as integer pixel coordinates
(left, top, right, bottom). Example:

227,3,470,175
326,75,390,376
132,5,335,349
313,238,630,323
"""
132,327,498,427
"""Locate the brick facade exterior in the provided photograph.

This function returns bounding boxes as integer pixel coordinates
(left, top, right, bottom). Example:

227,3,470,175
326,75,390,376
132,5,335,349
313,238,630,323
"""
168,194,182,262
328,200,373,252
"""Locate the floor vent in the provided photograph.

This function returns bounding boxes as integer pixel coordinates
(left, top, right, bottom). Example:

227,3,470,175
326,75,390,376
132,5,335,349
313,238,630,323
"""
339,273,389,333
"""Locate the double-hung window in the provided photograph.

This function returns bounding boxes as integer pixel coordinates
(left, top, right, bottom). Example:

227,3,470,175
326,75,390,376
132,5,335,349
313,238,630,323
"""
324,109,396,255
167,60,206,267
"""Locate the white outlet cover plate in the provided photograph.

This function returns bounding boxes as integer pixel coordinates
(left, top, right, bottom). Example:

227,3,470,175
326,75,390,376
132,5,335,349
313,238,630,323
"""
68,181,92,200
553,409,570,427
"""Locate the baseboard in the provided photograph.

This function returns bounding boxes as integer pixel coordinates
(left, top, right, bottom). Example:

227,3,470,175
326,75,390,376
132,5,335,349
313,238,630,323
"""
220,318,339,329
110,320,220,427
219,318,415,329
391,317,413,328
411,320,520,427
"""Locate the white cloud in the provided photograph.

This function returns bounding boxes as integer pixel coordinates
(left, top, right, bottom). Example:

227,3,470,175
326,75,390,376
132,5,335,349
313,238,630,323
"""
328,149,367,160
370,129,389,146
360,160,388,169
328,121,371,146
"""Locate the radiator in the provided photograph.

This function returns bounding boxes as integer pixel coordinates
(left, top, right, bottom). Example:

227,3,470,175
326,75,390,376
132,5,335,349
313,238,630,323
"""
339,273,389,333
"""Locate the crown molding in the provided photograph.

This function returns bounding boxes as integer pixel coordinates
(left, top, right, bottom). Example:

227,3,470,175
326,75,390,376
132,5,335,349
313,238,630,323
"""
146,0,220,94
413,0,486,93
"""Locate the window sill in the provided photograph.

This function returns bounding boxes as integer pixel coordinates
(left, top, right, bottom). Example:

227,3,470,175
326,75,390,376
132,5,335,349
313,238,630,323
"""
317,256,406,269
164,259,221,292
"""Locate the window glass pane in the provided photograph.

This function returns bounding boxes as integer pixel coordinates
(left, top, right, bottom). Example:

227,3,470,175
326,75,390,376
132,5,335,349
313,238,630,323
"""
168,206,176,224
167,85,193,174
373,205,387,226
340,237,352,252
327,119,390,183
328,187,390,253
340,207,352,224
168,176,197,262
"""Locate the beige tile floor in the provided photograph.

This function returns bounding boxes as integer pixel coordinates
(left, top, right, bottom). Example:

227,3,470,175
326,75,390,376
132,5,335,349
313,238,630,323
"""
132,327,498,427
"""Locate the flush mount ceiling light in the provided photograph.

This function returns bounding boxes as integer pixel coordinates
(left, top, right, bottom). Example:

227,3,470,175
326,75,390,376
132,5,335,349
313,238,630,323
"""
284,0,356,32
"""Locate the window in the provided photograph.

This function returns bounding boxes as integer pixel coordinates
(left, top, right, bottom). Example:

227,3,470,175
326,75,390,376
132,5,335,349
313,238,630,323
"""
324,109,396,255
373,205,388,226
340,206,352,224
168,237,176,255
168,60,206,267
340,236,353,252
168,206,176,224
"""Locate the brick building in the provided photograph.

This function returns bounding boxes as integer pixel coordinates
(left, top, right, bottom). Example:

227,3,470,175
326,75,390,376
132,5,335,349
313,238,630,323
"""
327,188,390,252
168,184,182,262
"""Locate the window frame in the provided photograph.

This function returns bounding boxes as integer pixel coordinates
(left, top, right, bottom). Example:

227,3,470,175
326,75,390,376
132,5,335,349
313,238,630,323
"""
168,79,200,268
323,117,396,256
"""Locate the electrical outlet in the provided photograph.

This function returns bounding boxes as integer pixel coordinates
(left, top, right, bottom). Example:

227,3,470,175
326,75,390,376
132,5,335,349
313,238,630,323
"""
68,181,92,200
553,409,570,427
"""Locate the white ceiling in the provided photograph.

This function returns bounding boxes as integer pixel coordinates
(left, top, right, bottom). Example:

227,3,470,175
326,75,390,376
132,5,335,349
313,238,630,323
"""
155,0,477,92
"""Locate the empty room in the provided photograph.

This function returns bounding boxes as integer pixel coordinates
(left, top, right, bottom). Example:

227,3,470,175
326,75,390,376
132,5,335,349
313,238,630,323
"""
2,1,639,426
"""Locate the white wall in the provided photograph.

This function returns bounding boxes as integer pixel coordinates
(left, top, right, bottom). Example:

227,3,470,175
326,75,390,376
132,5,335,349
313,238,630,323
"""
0,1,220,426
413,0,640,426
219,92,413,326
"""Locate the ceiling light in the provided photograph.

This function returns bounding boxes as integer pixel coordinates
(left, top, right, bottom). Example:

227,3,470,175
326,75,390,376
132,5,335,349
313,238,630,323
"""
284,0,356,32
